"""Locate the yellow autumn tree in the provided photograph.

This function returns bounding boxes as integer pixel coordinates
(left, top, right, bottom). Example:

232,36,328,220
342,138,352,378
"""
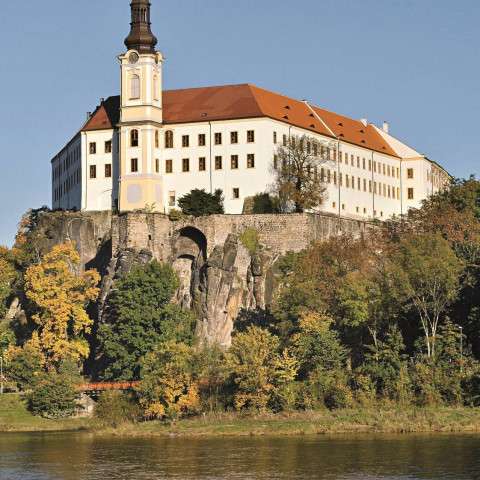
24,242,100,369
138,341,200,421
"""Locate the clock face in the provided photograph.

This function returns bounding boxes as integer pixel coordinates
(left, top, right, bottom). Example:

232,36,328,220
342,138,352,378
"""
129,52,139,64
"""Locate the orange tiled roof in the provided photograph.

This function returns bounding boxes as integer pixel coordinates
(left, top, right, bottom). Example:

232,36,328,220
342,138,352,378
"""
82,84,398,157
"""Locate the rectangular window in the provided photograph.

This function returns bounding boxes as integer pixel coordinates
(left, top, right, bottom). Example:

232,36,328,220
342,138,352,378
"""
363,158,366,170
408,188,414,200
182,135,190,148
230,131,238,144
89,165,96,179
169,191,176,207
357,157,360,168
215,133,222,145
155,158,160,173
165,159,173,173
198,134,206,146
273,132,277,144
199,157,206,171
131,158,138,173
105,141,112,153
215,156,222,170
89,142,96,154
233,188,240,199
407,168,414,179
247,154,255,168
273,155,278,170
231,155,239,169
182,158,190,172
105,164,112,178
283,134,287,146
368,159,372,171
247,130,255,143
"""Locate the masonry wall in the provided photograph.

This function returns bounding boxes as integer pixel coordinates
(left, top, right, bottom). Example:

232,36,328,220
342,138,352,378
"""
112,212,372,259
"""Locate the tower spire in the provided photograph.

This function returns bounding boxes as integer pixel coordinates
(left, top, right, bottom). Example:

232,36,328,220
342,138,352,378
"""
124,0,158,54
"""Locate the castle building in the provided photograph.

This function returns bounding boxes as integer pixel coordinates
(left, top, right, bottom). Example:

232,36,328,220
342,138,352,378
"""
51,0,450,219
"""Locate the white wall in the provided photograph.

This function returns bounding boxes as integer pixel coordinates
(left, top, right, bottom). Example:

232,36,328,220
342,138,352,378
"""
51,118,447,219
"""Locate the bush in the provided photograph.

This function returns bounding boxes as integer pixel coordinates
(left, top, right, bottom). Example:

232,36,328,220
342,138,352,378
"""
252,193,279,214
5,343,44,391
94,391,141,427
239,228,260,255
28,373,78,418
138,341,200,421
178,189,224,217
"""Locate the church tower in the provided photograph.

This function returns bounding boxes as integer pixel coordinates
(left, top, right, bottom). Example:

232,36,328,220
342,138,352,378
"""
118,0,164,212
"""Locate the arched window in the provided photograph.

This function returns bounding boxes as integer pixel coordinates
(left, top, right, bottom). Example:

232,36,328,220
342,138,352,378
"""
165,130,174,149
131,129,139,147
155,130,159,148
153,75,159,101
130,74,140,99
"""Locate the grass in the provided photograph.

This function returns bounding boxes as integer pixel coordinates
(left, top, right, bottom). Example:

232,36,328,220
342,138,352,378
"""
97,406,480,438
2,393,480,437
0,393,91,433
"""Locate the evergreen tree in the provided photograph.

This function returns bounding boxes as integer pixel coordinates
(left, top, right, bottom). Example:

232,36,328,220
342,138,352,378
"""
98,261,196,380
178,189,224,217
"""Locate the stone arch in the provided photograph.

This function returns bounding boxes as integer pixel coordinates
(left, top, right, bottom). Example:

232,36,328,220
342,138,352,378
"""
174,226,207,262
172,226,208,309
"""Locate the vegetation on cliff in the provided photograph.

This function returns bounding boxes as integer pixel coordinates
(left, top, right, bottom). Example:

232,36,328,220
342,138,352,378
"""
0,178,480,427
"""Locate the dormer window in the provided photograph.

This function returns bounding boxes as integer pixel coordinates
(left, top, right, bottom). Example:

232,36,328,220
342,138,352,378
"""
130,74,140,99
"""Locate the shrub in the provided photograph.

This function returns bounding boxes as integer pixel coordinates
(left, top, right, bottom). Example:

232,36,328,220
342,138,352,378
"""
28,373,78,418
138,341,200,421
168,209,184,221
5,342,44,391
252,193,279,214
94,391,141,427
178,189,224,217
239,228,260,255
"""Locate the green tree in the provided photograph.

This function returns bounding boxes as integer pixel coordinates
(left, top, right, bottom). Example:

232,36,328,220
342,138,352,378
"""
27,371,78,418
178,189,224,217
360,325,410,401
98,261,196,380
390,233,464,358
252,193,279,214
4,339,44,391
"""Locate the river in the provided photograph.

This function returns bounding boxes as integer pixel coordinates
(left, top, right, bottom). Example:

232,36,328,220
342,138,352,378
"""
0,433,479,479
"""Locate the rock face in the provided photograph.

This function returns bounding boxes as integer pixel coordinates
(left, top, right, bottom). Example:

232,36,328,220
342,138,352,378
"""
27,211,372,347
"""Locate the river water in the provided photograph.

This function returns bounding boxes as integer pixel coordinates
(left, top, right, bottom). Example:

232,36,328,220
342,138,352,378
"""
0,432,479,479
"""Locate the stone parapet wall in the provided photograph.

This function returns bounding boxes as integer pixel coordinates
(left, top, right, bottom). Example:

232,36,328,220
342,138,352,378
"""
113,212,372,258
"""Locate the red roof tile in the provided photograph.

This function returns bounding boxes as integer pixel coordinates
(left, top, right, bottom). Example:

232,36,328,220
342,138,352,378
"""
82,84,398,157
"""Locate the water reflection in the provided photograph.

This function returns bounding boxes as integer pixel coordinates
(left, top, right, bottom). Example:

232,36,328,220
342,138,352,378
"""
0,432,479,479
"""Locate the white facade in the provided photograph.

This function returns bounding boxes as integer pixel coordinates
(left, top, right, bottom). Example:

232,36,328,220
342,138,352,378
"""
51,3,450,219
52,113,450,220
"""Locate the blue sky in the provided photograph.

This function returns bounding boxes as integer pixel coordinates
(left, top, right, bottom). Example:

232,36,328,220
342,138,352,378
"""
0,0,479,246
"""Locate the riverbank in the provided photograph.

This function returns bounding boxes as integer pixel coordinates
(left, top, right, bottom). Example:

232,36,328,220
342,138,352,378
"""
2,394,480,436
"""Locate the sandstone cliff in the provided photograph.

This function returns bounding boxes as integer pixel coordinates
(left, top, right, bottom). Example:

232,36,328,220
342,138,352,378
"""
21,211,371,347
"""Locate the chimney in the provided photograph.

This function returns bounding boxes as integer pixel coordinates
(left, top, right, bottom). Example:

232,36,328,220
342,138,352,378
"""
382,121,390,134
86,112,92,121
360,118,368,126
100,97,105,104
